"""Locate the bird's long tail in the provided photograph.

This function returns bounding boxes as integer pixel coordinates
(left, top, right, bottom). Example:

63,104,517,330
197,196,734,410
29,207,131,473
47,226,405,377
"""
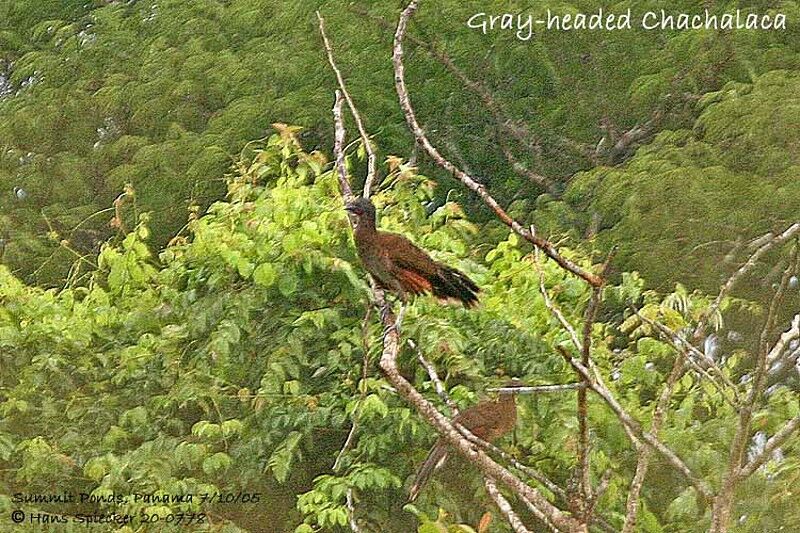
408,441,448,502
431,266,480,307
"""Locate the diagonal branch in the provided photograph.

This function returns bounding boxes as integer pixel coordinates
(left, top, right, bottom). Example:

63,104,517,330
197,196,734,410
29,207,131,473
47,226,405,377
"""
700,223,800,336
737,414,800,479
408,338,458,416
318,11,378,197
556,346,714,502
330,60,580,532
379,301,582,532
711,245,799,532
393,0,603,288
332,91,356,203
484,478,534,533
633,309,739,407
347,3,588,177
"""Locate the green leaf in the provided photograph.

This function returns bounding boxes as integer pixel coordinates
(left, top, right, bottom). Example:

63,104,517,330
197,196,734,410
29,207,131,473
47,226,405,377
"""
254,263,277,287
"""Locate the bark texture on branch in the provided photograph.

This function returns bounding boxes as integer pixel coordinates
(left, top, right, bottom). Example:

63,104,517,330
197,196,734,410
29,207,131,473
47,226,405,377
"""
392,0,603,288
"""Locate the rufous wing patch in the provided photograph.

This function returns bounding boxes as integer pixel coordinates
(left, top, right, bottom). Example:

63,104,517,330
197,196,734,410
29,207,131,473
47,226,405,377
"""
397,269,432,294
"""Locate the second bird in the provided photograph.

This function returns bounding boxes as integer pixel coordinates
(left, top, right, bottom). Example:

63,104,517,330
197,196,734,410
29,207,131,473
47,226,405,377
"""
344,197,480,307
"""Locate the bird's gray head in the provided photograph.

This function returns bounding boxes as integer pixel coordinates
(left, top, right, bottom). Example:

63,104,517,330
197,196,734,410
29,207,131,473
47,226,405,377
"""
344,197,376,226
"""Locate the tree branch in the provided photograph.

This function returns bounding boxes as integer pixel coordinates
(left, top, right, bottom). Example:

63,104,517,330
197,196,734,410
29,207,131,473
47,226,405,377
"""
556,346,713,502
711,244,799,532
701,223,800,337
738,414,800,480
484,478,534,533
318,11,378,197
379,299,582,532
392,0,603,287
632,308,739,407
488,383,585,394
332,91,355,203
408,338,458,416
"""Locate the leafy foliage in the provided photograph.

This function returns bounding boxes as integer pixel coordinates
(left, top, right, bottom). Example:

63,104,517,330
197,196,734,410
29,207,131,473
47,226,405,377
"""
1,0,799,291
1,133,798,531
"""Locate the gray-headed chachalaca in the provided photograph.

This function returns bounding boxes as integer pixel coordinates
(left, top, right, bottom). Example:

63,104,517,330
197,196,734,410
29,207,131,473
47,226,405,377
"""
344,197,479,307
408,381,524,502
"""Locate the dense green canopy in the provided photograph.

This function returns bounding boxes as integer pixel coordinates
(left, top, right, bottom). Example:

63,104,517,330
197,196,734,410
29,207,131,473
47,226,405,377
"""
1,1,799,531
0,133,798,532
1,0,798,288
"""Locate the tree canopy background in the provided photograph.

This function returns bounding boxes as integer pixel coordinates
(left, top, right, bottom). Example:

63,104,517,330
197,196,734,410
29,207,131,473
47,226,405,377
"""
1,0,799,532
1,0,798,289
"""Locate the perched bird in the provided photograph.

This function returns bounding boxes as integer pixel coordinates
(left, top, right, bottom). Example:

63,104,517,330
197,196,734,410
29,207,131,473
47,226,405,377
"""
408,380,524,502
344,197,479,307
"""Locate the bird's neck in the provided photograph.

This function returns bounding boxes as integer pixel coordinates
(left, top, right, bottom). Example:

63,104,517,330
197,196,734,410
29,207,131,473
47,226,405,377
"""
354,218,377,241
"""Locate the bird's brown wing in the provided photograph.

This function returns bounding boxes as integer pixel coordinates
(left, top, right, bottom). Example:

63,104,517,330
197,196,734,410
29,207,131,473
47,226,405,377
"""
455,402,498,440
377,232,439,295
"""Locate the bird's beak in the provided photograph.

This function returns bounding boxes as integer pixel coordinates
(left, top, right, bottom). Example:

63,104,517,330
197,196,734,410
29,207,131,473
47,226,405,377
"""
344,205,358,214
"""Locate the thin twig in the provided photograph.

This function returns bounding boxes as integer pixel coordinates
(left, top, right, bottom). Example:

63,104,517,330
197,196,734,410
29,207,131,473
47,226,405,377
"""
332,91,356,203
408,338,458,416
700,223,800,337
456,422,566,500
632,308,740,407
378,298,582,532
349,3,591,173
392,0,603,287
532,242,582,352
585,468,612,525
345,488,363,533
317,11,378,197
487,383,585,394
738,414,800,479
711,245,799,531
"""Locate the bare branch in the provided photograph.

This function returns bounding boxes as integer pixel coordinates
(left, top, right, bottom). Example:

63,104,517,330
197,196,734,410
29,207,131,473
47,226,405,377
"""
585,468,612,525
408,338,458,416
379,300,582,532
556,346,714,502
633,309,740,407
455,421,566,500
392,0,603,287
738,415,800,479
577,285,602,518
711,246,799,532
345,488,363,533
622,349,689,532
484,478,534,533
332,91,355,203
317,11,378,197
532,244,583,352
497,131,555,192
701,223,800,336
488,383,585,394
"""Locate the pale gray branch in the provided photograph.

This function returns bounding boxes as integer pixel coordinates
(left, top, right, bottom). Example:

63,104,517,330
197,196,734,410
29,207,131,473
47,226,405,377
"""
701,223,800,336
317,11,378,197
408,338,458,416
392,0,603,287
484,478,534,533
556,346,713,502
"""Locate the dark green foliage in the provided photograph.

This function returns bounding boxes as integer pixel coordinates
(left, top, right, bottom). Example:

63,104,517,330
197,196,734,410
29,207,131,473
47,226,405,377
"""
557,70,800,291
1,0,799,291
